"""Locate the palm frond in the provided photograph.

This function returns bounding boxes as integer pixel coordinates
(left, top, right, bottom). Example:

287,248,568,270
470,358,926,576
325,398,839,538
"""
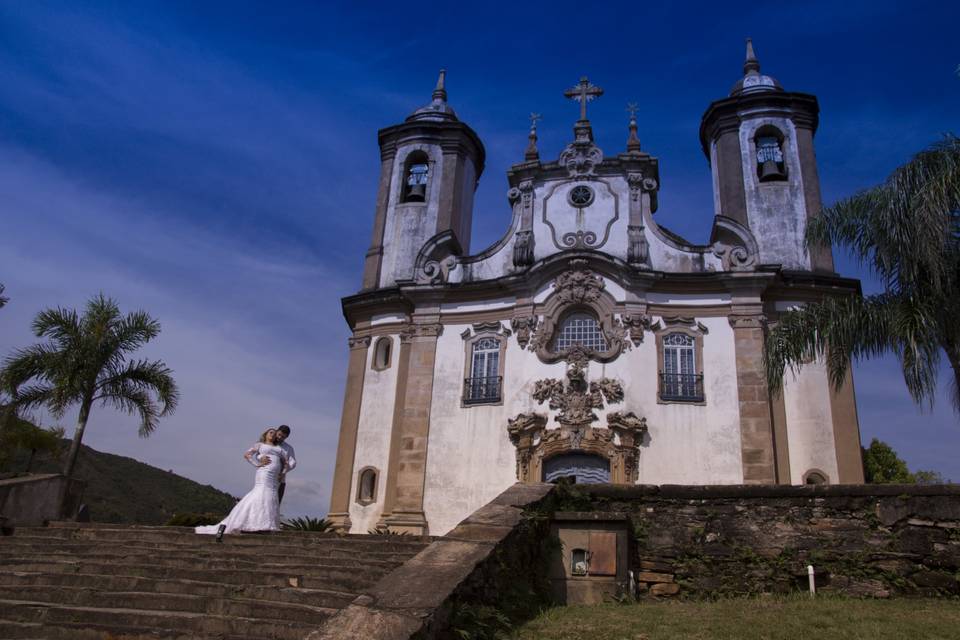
766,292,946,408
808,135,960,293
2,384,58,415
96,358,179,417
97,382,160,437
0,283,7,309
32,307,81,345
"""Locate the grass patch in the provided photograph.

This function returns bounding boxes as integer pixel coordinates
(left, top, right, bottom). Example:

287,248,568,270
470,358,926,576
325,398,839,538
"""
512,595,960,640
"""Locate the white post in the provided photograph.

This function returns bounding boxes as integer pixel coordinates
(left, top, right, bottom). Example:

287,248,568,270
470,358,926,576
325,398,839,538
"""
807,565,816,597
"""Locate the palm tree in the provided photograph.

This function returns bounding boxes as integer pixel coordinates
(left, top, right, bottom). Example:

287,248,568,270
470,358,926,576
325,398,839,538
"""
765,135,960,414
0,294,179,478
0,283,8,309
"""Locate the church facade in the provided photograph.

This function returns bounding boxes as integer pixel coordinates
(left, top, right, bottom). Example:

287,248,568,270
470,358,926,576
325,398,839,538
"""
328,41,864,536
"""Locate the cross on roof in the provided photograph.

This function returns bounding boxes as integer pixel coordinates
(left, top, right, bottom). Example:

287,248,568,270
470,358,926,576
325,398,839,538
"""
626,102,639,120
529,112,542,131
564,77,603,122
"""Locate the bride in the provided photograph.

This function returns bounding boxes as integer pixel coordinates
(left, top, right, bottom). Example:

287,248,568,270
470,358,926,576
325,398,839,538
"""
196,428,287,536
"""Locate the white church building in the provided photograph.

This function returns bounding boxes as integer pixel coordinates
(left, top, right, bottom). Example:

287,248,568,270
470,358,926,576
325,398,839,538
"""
327,41,865,536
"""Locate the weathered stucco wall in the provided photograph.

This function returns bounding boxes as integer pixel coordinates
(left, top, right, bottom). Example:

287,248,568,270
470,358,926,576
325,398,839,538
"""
575,484,960,598
420,312,745,536
348,336,400,533
782,357,841,484
738,118,810,270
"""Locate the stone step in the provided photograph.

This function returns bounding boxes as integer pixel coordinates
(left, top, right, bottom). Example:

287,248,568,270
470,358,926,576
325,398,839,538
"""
0,571,357,609
0,599,321,640
35,523,431,545
2,560,389,592
16,527,430,552
0,551,401,573
0,585,336,626
0,545,410,570
0,538,418,563
0,618,261,640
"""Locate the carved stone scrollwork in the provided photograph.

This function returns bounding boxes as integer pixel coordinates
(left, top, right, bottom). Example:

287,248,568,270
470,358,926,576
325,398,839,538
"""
400,323,444,343
513,230,535,267
561,230,598,249
419,255,459,284
553,259,605,304
463,321,511,341
507,412,547,481
347,335,372,349
627,225,650,267
510,315,539,350
627,172,644,201
712,242,757,271
531,361,623,429
710,216,759,272
558,141,603,178
728,314,766,329
507,186,522,204
621,314,650,346
413,230,462,285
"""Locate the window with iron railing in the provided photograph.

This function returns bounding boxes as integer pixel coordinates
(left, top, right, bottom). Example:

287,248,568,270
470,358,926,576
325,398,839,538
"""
464,337,502,404
660,333,704,402
463,375,503,404
658,372,705,402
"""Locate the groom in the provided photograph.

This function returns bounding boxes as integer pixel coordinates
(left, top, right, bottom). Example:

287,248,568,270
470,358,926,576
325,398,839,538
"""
275,424,297,504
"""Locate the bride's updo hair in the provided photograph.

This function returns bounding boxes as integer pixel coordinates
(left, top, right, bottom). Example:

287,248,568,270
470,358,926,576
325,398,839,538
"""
259,428,277,444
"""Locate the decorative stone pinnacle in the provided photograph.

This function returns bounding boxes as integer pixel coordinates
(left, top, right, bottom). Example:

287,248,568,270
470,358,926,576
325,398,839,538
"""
525,112,541,161
744,38,760,75
626,102,641,153
432,69,447,101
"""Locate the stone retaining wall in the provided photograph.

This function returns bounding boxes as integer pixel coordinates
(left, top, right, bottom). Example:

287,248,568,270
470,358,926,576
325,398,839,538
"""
0,473,85,528
575,484,960,598
310,483,556,640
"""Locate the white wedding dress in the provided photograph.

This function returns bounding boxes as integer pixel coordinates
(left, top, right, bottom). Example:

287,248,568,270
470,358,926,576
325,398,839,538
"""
196,443,284,535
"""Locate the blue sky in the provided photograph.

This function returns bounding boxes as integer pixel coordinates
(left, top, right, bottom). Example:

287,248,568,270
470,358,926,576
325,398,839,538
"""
0,1,957,516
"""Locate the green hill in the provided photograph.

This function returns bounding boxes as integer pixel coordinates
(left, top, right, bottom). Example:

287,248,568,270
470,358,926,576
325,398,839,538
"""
4,441,237,524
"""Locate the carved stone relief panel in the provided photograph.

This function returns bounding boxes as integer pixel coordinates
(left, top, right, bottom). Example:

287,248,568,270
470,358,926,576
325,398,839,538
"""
541,180,620,252
506,361,648,485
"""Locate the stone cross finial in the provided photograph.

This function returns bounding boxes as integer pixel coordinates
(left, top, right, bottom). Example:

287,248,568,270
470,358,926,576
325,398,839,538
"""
564,76,603,122
529,112,542,133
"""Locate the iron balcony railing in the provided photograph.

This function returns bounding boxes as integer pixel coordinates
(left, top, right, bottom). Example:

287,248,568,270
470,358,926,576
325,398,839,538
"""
659,372,705,402
463,376,503,404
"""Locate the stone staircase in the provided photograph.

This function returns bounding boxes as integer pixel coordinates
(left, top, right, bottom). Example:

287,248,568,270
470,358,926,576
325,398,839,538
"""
0,522,431,640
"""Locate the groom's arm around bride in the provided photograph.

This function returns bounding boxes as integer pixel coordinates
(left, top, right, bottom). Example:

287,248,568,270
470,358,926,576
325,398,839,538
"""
275,424,296,504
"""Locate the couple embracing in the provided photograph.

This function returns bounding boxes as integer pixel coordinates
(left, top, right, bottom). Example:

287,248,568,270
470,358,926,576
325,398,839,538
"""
195,425,297,537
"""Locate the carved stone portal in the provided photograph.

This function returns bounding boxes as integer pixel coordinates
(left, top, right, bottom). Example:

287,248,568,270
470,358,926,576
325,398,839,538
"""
507,362,647,484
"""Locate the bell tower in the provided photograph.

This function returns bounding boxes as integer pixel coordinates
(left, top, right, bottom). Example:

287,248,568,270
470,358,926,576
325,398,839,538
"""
361,71,486,289
700,40,833,272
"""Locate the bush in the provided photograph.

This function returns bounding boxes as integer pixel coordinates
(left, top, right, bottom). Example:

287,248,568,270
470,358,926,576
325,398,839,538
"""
281,516,332,532
165,512,223,526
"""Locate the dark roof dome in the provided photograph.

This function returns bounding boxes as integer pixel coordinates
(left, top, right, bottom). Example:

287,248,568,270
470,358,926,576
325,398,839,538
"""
729,39,783,97
406,69,459,122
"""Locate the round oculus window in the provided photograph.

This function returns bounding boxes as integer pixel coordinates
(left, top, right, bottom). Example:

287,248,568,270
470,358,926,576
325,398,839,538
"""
568,185,594,207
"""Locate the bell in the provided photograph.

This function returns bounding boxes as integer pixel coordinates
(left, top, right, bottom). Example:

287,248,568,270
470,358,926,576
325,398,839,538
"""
406,182,426,201
759,159,786,182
